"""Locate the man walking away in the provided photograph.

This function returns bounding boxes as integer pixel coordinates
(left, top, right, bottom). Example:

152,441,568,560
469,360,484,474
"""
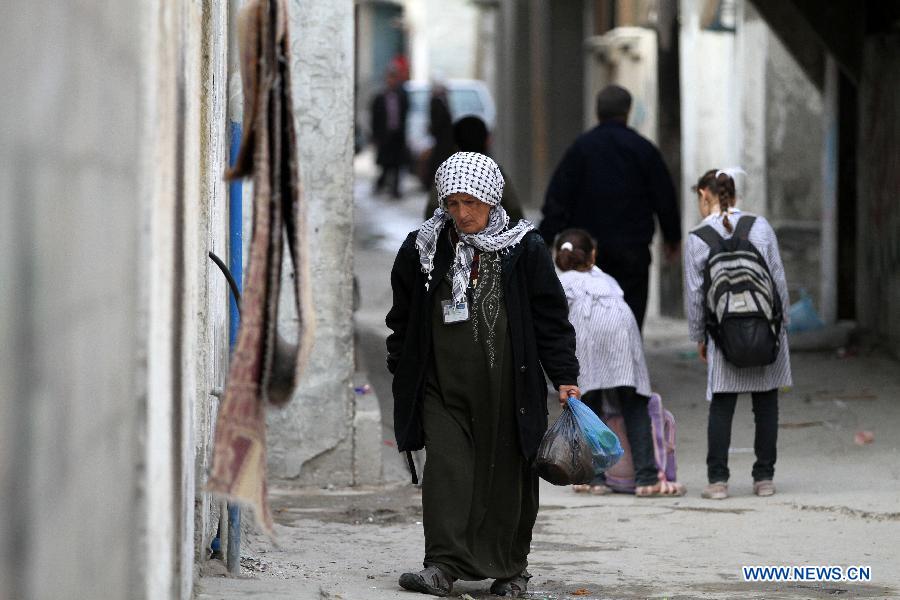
538,84,680,330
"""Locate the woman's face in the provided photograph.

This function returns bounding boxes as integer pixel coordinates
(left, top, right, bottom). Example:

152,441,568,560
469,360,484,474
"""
445,192,491,234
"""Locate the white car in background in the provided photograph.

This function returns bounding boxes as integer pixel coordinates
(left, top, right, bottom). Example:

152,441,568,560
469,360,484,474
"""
403,79,497,157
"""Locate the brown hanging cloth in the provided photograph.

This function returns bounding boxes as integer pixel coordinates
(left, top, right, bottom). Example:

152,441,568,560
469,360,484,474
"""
207,0,314,533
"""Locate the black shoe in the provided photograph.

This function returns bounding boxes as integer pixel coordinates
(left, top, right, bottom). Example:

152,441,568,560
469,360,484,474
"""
490,570,531,597
399,565,453,597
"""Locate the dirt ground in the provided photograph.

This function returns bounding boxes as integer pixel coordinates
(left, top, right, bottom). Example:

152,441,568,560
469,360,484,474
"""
198,153,900,600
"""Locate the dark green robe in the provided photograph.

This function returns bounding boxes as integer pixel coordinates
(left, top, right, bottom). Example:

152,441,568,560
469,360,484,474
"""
421,250,539,581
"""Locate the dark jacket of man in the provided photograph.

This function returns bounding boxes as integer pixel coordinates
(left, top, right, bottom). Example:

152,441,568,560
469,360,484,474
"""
370,87,409,167
538,121,680,248
386,228,578,461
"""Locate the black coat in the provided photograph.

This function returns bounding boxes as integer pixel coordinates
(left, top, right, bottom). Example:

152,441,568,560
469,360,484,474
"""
370,87,409,167
385,228,579,462
539,121,681,248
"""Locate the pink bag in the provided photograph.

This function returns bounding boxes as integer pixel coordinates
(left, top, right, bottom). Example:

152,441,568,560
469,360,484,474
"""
603,393,678,493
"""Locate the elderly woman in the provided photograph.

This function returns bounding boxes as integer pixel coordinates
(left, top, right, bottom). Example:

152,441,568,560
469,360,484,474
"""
386,152,580,597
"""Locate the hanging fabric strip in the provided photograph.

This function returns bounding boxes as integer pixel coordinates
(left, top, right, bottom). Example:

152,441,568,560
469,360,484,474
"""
207,0,314,534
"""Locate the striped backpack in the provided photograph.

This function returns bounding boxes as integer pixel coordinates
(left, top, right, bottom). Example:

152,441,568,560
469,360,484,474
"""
603,393,677,493
691,215,782,368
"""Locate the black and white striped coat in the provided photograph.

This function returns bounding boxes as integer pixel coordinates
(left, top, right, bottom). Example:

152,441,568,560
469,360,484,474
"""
684,210,792,400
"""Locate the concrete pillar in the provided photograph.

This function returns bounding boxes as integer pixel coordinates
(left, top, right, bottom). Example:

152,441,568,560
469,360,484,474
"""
473,0,501,102
0,1,181,598
266,0,360,486
735,1,768,216
678,0,738,240
412,0,479,80
405,0,429,80
144,0,186,596
493,1,533,206
856,35,900,358
194,0,231,569
762,25,824,308
545,1,586,192
820,56,839,326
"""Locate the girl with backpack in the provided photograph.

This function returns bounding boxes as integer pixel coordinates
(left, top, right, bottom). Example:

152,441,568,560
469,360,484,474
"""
685,169,792,500
555,229,685,497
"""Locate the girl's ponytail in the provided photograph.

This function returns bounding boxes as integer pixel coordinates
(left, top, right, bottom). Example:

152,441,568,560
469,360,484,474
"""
715,172,736,232
554,228,597,272
694,169,737,232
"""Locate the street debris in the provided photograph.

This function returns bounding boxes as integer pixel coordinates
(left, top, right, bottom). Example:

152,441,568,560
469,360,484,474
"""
854,430,875,445
779,420,825,429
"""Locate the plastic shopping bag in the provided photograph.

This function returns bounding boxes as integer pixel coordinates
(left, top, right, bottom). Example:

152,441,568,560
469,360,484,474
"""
567,395,624,472
535,404,594,485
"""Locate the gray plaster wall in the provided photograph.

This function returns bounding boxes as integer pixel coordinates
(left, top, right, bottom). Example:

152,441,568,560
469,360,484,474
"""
266,0,358,486
0,2,146,598
764,28,824,310
0,1,234,597
493,2,587,209
857,35,900,358
194,0,230,569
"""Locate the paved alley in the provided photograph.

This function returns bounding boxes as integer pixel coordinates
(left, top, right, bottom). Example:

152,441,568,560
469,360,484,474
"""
197,153,900,600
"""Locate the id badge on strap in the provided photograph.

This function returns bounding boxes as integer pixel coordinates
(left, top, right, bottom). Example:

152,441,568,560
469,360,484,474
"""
441,299,469,324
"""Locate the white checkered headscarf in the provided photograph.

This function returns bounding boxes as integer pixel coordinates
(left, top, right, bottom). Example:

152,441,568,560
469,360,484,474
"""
415,152,534,302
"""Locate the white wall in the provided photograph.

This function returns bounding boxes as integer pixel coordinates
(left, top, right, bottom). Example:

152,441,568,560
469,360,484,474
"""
406,0,479,81
679,0,740,235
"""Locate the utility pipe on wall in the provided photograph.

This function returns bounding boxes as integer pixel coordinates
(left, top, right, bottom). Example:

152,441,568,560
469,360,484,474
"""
226,121,243,576
226,0,244,577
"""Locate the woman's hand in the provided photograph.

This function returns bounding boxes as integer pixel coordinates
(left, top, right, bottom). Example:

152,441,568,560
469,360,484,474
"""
698,342,707,363
558,385,580,406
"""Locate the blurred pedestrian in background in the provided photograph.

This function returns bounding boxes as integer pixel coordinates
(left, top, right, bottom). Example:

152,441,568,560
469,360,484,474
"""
370,66,409,199
421,81,455,191
539,84,681,330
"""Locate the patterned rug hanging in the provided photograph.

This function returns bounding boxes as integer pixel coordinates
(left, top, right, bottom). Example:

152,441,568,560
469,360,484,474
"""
207,0,314,534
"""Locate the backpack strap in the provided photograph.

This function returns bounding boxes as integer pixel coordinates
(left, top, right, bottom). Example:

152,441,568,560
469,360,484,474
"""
733,214,756,240
690,224,723,251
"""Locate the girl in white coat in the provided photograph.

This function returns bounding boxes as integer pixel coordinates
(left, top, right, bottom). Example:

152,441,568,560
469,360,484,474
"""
684,169,792,500
556,229,684,497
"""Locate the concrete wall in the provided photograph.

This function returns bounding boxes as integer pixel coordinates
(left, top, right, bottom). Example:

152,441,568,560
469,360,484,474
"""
763,26,824,310
266,0,360,486
407,0,479,81
857,35,900,358
194,0,231,572
679,0,739,233
0,2,149,599
0,2,231,598
493,0,587,209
